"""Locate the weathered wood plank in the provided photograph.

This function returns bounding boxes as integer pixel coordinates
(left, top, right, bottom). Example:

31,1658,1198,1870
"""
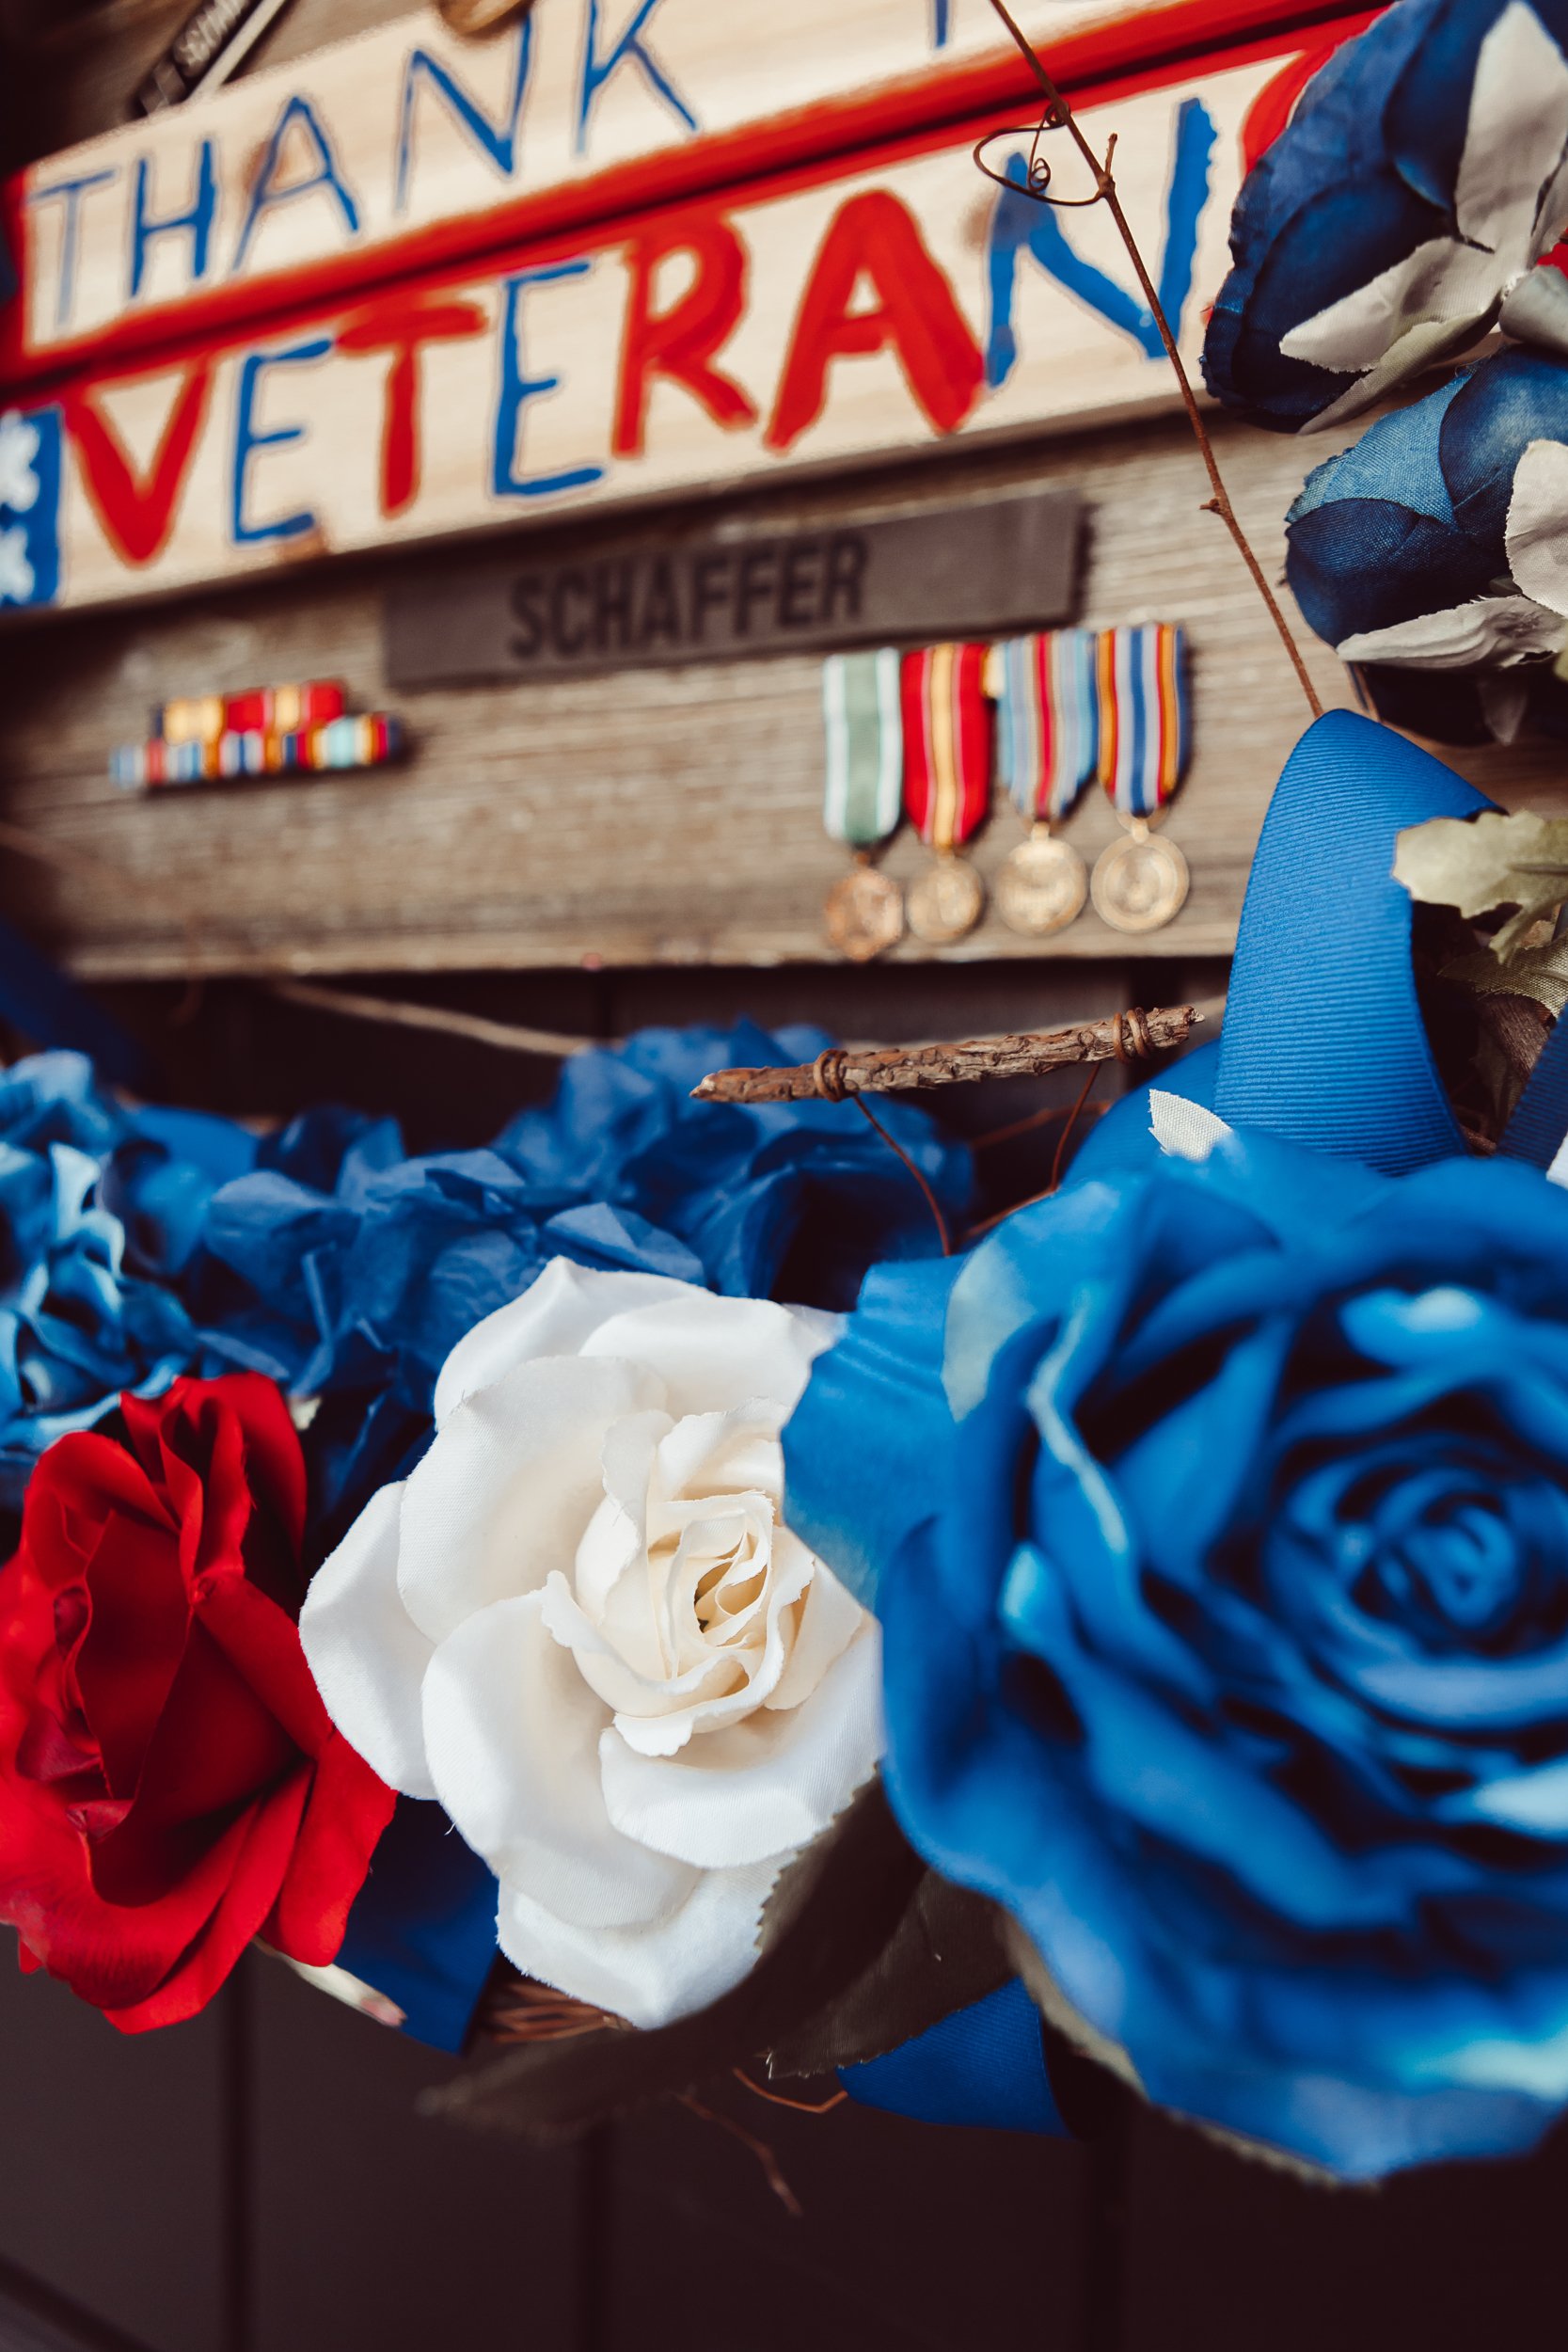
0,407,1554,979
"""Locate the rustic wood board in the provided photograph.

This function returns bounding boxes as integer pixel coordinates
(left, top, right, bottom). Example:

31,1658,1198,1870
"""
3,405,1560,981
7,0,1275,375
2,42,1309,617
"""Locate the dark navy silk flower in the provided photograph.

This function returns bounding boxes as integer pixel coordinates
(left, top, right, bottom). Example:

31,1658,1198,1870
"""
1204,0,1568,433
494,1021,973,1311
1287,350,1568,742
784,1122,1568,2177
0,1055,252,1509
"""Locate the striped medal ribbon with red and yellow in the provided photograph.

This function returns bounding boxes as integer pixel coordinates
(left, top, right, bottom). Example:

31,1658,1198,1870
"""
899,644,993,850
1095,625,1191,819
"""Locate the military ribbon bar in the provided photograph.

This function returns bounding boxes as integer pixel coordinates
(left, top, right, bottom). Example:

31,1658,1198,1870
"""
822,650,904,848
900,644,992,849
1096,625,1191,818
996,630,1101,827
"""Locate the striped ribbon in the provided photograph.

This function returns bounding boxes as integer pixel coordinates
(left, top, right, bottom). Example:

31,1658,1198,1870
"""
996,630,1101,826
822,650,904,848
900,643,992,850
1095,624,1191,819
111,713,404,791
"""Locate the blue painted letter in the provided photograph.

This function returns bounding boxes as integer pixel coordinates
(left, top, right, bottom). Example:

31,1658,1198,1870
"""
395,22,533,213
230,335,332,545
231,95,360,275
985,98,1214,386
491,263,605,501
130,141,217,301
576,0,697,156
932,0,951,45
25,169,116,332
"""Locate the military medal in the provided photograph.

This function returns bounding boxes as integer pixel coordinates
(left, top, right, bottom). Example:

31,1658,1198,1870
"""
992,630,1098,938
901,643,992,945
1089,624,1193,934
821,648,905,961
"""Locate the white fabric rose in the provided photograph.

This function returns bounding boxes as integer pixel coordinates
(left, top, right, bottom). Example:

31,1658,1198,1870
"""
300,1260,881,2029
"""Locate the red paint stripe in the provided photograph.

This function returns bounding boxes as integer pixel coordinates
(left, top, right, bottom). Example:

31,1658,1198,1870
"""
0,0,1380,396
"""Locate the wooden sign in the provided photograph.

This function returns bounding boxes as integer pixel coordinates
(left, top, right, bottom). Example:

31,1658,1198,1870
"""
384,488,1083,684
2,0,1306,382
0,35,1329,621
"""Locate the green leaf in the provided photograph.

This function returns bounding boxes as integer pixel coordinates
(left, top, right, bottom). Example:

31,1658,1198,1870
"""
1444,945,1568,1019
1394,811,1568,957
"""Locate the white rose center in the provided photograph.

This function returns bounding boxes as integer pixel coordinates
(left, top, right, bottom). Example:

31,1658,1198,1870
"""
538,1401,813,1761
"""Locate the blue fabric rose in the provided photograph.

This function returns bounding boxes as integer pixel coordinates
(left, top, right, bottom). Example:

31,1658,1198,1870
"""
494,1021,973,1310
784,1116,1568,2178
1287,349,1568,742
1204,0,1568,433
0,1055,251,1508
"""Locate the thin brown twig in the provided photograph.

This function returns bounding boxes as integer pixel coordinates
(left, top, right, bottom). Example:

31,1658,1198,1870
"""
965,1069,1104,1241
733,2067,849,2117
679,2091,804,2220
851,1094,954,1256
267,976,610,1058
691,1005,1198,1102
981,0,1323,723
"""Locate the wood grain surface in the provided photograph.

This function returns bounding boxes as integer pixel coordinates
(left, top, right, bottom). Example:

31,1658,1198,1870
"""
1,404,1560,981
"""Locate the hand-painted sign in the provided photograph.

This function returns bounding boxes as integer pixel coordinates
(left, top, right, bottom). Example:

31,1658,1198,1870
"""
3,0,1313,381
0,35,1337,620
384,488,1083,683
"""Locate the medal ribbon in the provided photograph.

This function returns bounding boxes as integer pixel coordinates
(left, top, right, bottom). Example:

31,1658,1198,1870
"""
1096,624,1190,818
997,630,1101,826
822,650,904,848
900,644,992,850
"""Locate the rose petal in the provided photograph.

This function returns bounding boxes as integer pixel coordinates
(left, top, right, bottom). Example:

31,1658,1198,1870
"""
396,1354,662,1647
497,1851,781,2029
300,1483,437,1800
580,1295,839,1422
766,1548,867,1712
599,1628,883,1870
432,1259,690,1422
422,1592,689,1931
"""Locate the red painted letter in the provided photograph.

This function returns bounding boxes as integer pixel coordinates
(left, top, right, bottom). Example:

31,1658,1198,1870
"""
613,215,758,459
337,295,488,517
62,363,212,568
766,190,982,455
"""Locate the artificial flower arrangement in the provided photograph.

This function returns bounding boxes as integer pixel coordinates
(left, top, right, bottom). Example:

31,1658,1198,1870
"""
13,0,1568,2196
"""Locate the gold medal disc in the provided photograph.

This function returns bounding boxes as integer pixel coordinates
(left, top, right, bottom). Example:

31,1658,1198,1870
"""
906,854,986,945
824,865,905,962
1090,831,1190,934
994,834,1088,939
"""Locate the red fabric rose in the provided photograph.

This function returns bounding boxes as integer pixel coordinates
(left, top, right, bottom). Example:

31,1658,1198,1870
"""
0,1375,394,2030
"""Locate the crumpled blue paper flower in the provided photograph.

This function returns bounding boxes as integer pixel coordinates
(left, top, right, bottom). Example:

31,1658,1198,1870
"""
1286,347,1568,740
784,1113,1568,2179
191,1110,702,1537
1205,0,1568,433
0,1055,253,1508
495,1022,973,1311
192,1021,970,1538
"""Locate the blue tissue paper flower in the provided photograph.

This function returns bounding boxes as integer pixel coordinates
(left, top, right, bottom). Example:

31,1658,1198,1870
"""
784,1120,1568,2179
1287,347,1568,741
0,1055,253,1508
192,1024,969,1541
1204,0,1568,433
495,1022,972,1310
